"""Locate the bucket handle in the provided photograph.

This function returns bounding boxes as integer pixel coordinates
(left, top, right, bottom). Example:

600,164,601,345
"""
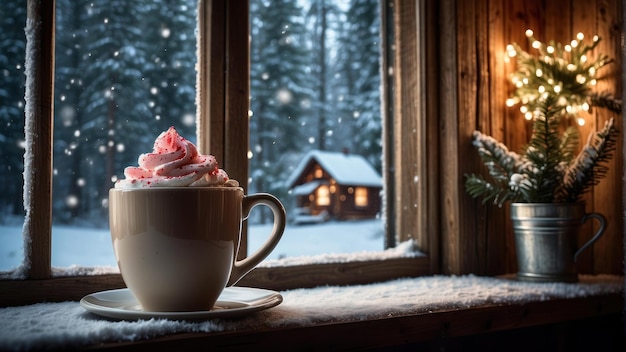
574,213,607,262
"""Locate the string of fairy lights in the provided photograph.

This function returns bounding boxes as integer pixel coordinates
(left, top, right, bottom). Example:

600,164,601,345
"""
504,29,611,126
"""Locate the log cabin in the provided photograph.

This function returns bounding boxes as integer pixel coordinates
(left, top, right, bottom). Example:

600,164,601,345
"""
287,150,382,223
0,0,624,350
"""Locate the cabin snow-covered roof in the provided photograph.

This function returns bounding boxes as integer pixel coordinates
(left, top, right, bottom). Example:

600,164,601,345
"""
286,150,382,189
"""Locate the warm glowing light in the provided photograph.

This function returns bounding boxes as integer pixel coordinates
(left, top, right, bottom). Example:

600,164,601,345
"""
316,185,330,206
507,30,609,124
577,117,585,126
354,187,368,207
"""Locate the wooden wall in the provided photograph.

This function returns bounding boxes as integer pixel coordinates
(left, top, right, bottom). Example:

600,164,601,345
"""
442,0,623,275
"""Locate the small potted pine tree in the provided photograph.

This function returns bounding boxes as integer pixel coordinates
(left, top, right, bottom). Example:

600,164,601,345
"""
465,30,620,282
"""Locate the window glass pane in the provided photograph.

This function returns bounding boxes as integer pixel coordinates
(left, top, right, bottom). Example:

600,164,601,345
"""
0,1,27,272
51,0,197,269
248,0,385,261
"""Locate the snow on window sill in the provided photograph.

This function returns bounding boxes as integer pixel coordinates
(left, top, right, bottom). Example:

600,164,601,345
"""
0,274,622,351
1,239,422,279
256,239,423,268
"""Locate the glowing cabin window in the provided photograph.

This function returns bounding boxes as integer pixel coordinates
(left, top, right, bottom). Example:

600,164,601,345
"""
316,185,330,206
355,187,368,207
314,167,323,179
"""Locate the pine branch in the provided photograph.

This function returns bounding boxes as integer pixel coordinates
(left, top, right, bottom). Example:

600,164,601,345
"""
589,92,622,114
558,118,619,202
470,130,522,182
558,126,580,164
520,96,564,202
464,174,517,206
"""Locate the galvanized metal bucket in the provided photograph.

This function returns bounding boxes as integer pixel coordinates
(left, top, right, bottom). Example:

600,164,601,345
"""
510,202,606,283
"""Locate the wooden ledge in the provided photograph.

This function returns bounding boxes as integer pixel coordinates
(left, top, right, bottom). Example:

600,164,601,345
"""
0,257,431,307
90,293,624,351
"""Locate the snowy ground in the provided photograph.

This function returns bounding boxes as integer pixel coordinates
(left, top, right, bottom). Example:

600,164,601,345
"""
0,219,388,272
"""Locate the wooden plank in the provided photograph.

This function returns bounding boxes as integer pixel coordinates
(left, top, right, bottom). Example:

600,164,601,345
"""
414,0,428,254
380,0,394,248
484,0,510,275
23,0,55,280
0,274,125,307
455,0,474,274
544,0,571,43
439,0,460,274
423,0,441,274
224,0,249,259
196,0,210,154
224,0,249,188
592,0,623,274
0,257,430,307
473,0,497,275
571,0,598,275
238,257,431,291
393,0,420,247
88,294,623,351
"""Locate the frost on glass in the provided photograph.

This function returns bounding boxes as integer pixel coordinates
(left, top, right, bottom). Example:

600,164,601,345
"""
0,2,27,275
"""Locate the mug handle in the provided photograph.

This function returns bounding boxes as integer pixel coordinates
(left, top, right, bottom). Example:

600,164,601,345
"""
574,212,607,262
227,193,286,286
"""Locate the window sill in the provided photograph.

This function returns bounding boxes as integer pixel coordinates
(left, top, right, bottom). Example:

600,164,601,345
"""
107,294,623,351
0,274,622,351
0,256,431,306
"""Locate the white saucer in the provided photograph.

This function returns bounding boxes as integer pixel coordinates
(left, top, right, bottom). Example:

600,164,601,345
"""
80,287,282,320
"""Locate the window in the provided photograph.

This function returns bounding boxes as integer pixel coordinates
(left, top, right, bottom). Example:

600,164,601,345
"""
316,185,330,206
314,167,323,179
248,0,390,259
354,187,368,207
0,0,436,304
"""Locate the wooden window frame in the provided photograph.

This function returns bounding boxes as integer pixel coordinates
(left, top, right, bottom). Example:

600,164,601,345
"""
0,0,438,306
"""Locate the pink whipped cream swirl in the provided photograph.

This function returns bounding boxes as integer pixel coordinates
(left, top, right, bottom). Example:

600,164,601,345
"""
115,127,235,188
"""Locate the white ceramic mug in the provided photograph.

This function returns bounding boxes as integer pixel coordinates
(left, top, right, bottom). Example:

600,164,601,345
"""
109,187,285,312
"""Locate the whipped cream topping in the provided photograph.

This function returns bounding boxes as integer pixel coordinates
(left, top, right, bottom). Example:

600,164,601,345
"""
115,127,238,189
